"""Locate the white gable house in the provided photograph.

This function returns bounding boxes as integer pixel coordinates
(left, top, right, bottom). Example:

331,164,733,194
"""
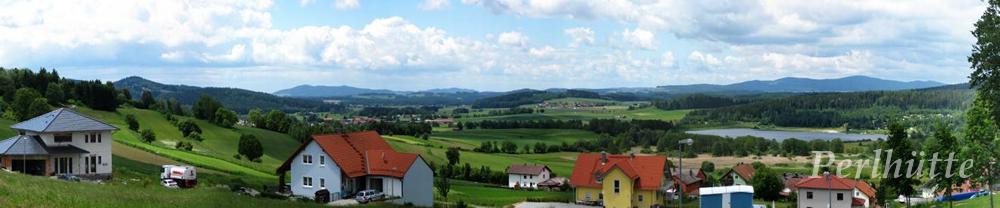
507,164,552,189
0,108,117,179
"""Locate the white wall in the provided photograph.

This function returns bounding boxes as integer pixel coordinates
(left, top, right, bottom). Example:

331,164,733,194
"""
853,188,871,208
797,188,853,208
507,168,550,188
32,130,113,175
372,176,403,197
401,157,433,207
290,141,343,199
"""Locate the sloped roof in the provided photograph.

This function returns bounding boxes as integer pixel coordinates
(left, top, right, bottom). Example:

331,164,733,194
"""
11,108,117,133
843,178,877,199
569,153,667,190
0,135,89,155
671,168,704,185
0,135,48,155
276,131,419,178
795,175,855,190
730,163,756,180
507,164,551,175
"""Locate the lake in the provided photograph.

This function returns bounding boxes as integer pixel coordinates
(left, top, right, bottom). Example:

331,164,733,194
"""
686,128,886,141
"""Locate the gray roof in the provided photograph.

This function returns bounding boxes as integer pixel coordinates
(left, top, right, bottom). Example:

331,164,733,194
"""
0,135,90,155
10,108,118,133
0,135,49,155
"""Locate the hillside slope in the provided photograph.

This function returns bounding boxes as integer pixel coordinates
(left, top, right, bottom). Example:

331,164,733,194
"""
657,75,944,93
114,76,342,113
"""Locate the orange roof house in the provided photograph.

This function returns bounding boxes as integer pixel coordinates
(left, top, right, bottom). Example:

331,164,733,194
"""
276,131,433,207
570,153,668,207
721,163,756,186
794,175,877,208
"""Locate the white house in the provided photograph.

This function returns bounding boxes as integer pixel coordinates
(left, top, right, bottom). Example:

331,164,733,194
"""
0,108,116,179
506,164,551,189
276,131,433,207
795,175,876,208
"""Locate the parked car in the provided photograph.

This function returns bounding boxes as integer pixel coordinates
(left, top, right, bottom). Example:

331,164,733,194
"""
160,179,179,188
355,190,384,203
56,174,81,182
160,165,197,188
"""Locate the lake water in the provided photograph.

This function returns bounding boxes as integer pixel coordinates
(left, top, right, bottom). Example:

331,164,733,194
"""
686,128,886,141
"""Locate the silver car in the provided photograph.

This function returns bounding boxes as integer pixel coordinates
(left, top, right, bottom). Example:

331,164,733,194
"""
355,189,384,203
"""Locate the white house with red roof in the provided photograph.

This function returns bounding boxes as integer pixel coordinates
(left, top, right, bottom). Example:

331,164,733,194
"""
794,175,877,208
506,164,552,189
276,131,432,207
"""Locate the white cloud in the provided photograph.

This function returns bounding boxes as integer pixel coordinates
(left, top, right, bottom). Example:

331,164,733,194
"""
564,27,594,47
419,0,450,11
334,0,359,10
661,52,675,68
621,28,656,50
299,0,315,7
688,51,720,66
497,31,528,47
529,46,555,57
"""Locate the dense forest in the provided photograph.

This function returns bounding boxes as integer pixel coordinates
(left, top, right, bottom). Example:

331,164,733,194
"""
682,88,974,128
652,94,748,110
319,92,501,106
0,68,121,120
462,118,675,136
470,89,602,108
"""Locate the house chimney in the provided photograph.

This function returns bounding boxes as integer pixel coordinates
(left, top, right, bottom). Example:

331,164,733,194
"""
600,152,608,165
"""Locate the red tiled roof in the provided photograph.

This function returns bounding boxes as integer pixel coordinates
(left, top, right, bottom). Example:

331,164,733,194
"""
731,163,756,180
276,131,419,178
569,153,667,190
843,178,877,199
794,175,854,190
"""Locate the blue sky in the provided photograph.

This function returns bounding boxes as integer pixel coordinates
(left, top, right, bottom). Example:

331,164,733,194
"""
0,0,987,92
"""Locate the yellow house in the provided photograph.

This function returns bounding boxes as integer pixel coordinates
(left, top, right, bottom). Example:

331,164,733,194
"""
570,153,667,208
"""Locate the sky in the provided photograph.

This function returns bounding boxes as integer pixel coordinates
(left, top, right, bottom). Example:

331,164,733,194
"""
0,0,988,92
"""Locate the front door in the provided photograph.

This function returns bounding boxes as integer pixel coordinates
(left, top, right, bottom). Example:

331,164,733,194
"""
54,157,73,174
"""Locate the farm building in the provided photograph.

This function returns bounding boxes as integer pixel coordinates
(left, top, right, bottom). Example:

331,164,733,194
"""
669,168,706,196
276,131,433,207
0,108,116,180
569,152,667,208
721,162,756,186
699,185,755,208
506,164,551,189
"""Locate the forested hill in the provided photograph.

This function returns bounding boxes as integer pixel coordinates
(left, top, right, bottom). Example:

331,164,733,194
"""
682,87,974,129
471,89,603,108
113,77,343,113
656,75,945,93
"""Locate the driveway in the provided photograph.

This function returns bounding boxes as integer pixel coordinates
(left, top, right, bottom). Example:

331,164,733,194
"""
511,202,600,208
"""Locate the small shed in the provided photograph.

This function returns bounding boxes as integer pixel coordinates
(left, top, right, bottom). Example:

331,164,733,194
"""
700,185,755,208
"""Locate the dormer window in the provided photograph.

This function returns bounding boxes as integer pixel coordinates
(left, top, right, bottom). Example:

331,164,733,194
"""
54,134,71,143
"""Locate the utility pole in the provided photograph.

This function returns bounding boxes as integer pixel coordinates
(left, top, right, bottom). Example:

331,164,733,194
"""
825,171,832,208
677,138,693,208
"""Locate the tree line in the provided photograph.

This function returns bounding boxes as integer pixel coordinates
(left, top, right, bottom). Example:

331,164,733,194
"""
461,118,674,136
0,68,123,121
652,94,747,110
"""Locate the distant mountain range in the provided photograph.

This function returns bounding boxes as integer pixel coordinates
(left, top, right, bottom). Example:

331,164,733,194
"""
113,77,341,113
274,75,947,98
655,76,945,93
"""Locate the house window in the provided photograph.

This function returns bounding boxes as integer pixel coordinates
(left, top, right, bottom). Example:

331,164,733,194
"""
302,154,312,164
55,134,72,143
585,192,591,201
614,180,620,193
320,178,326,188
806,191,813,199
837,193,844,201
97,133,102,143
320,156,325,165
599,193,603,200
303,177,313,187
638,194,644,202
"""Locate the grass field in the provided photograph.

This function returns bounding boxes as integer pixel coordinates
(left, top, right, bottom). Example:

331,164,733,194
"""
458,107,690,122
436,180,574,206
386,134,580,176
0,170,325,208
430,128,600,147
76,107,294,179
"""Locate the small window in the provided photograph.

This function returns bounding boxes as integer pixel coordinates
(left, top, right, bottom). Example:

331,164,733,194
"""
638,194,644,202
599,193,603,200
320,178,326,188
585,192,591,201
320,156,325,165
97,133,102,143
303,177,313,187
807,192,813,199
302,154,312,164
55,134,72,143
837,193,844,201
614,180,620,193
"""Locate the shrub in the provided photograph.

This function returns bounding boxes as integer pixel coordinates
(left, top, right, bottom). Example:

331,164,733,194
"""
186,132,203,141
125,114,139,131
176,119,202,137
175,141,193,151
139,129,156,143
238,134,263,161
